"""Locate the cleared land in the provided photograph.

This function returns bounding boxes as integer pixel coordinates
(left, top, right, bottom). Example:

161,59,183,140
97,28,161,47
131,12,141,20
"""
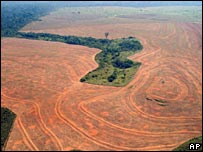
2,6,202,151
21,6,202,37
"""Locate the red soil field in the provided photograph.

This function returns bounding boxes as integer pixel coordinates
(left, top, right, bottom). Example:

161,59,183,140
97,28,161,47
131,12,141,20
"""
2,21,202,150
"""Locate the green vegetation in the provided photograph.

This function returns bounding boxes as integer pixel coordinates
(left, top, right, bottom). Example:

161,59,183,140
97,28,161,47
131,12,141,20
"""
16,32,143,86
173,136,202,151
1,2,59,37
1,107,16,151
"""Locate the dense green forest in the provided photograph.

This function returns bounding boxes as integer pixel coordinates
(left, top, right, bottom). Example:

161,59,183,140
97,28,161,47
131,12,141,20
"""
16,32,143,86
1,2,58,37
1,108,16,151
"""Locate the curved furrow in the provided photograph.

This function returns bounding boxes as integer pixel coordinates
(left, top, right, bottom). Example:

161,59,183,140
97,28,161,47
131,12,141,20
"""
128,80,201,120
30,101,64,150
79,83,200,129
76,58,200,126
1,92,63,150
131,143,180,151
79,101,200,135
17,117,39,151
179,23,192,50
160,23,176,40
54,89,149,151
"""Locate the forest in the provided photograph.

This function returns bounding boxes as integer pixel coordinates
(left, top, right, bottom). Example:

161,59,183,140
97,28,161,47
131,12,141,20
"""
1,108,16,151
1,2,58,37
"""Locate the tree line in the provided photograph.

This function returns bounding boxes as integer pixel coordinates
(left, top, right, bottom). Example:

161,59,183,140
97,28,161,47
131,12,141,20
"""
1,2,59,37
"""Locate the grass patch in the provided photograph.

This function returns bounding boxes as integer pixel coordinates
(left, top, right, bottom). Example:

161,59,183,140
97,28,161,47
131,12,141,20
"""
173,136,202,151
82,65,141,87
1,107,16,151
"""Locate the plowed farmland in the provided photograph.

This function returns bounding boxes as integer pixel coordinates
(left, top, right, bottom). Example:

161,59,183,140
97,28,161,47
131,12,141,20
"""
2,6,202,151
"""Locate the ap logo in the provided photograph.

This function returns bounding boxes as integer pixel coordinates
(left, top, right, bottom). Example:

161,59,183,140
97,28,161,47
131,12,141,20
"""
189,143,201,150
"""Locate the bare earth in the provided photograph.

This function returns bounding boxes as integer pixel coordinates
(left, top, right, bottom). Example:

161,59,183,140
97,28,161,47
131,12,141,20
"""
2,11,202,151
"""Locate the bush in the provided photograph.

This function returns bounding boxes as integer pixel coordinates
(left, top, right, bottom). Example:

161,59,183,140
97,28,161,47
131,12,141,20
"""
108,75,116,82
80,78,86,82
112,59,134,69
107,71,117,82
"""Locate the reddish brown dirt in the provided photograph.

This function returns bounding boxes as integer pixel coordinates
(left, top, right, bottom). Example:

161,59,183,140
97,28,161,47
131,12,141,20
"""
2,21,202,151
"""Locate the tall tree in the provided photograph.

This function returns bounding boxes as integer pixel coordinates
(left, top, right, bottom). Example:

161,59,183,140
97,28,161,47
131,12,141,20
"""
105,32,109,39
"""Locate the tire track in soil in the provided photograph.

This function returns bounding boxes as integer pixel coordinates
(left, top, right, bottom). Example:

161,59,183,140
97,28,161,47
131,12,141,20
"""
17,117,39,151
1,93,63,151
2,20,202,151
54,89,130,151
